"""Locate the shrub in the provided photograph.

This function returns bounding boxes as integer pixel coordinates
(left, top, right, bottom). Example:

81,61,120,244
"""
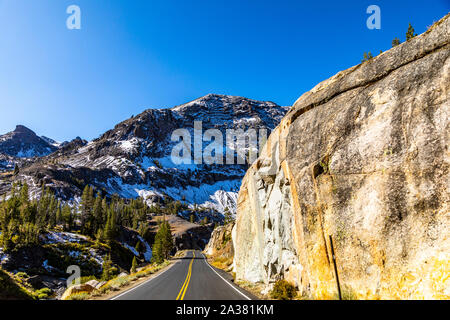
392,37,401,47
270,280,297,300
361,52,373,63
128,275,138,282
66,292,90,300
15,272,29,279
222,232,232,247
111,276,129,288
71,275,98,286
0,269,35,300
341,286,358,300
34,288,53,300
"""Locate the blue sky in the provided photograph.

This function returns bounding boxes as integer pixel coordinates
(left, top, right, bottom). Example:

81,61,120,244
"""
0,0,448,141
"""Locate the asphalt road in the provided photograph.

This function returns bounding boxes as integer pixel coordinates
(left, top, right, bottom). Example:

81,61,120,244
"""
111,250,255,300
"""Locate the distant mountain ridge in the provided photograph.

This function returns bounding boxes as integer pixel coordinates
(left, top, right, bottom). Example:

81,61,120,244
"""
0,125,58,158
0,94,289,221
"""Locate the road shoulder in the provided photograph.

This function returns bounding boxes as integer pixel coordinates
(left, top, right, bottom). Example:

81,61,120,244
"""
202,253,260,300
90,252,188,300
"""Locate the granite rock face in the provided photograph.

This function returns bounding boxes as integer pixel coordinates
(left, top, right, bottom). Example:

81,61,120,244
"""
234,14,449,299
205,223,235,257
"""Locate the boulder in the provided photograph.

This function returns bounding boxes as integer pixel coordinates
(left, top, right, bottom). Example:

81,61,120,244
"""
85,280,100,288
61,283,96,300
95,281,107,290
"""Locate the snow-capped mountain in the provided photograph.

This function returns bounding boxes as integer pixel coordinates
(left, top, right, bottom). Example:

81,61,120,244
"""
0,125,58,158
40,136,62,148
1,94,289,218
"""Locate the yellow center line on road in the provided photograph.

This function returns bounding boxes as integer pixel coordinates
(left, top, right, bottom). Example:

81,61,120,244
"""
176,251,195,300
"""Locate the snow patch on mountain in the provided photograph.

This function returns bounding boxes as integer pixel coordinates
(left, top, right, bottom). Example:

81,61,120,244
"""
123,243,139,256
204,189,239,215
137,235,152,262
42,231,88,244
162,179,241,213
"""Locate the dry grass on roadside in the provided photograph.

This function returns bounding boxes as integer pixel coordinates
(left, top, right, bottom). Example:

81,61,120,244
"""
209,255,233,271
234,279,269,300
65,260,171,300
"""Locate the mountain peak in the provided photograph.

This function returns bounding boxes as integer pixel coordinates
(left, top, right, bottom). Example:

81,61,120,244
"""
0,125,58,158
171,94,280,114
14,125,36,135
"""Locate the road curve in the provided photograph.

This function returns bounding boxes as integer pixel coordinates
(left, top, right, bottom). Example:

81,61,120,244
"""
111,250,255,300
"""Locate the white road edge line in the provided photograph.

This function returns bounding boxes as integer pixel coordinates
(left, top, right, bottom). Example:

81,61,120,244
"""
201,253,252,300
110,260,180,300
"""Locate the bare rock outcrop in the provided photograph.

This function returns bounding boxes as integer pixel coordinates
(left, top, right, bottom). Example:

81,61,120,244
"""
205,223,234,257
61,283,96,300
234,14,449,299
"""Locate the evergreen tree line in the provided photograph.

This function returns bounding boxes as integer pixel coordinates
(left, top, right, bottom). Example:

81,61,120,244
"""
151,219,174,264
147,198,186,216
78,185,150,243
0,183,151,252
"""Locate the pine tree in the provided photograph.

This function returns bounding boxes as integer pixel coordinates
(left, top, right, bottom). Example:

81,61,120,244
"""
55,203,62,225
62,205,73,231
392,37,401,47
80,185,95,235
13,164,19,176
224,207,234,224
104,210,118,242
47,196,57,228
135,241,142,253
19,182,29,204
406,23,417,41
92,192,103,238
161,221,174,259
151,221,173,264
362,52,373,63
131,256,137,273
101,255,118,281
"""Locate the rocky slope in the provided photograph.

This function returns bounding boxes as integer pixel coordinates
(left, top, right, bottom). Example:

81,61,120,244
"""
1,95,288,220
0,227,154,299
204,223,235,272
205,223,234,257
166,215,214,251
233,15,450,299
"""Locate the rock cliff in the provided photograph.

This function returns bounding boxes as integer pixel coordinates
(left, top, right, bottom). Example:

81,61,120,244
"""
233,14,450,299
204,223,235,272
205,223,234,257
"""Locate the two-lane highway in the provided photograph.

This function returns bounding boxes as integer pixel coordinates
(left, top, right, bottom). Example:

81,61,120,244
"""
111,251,254,300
